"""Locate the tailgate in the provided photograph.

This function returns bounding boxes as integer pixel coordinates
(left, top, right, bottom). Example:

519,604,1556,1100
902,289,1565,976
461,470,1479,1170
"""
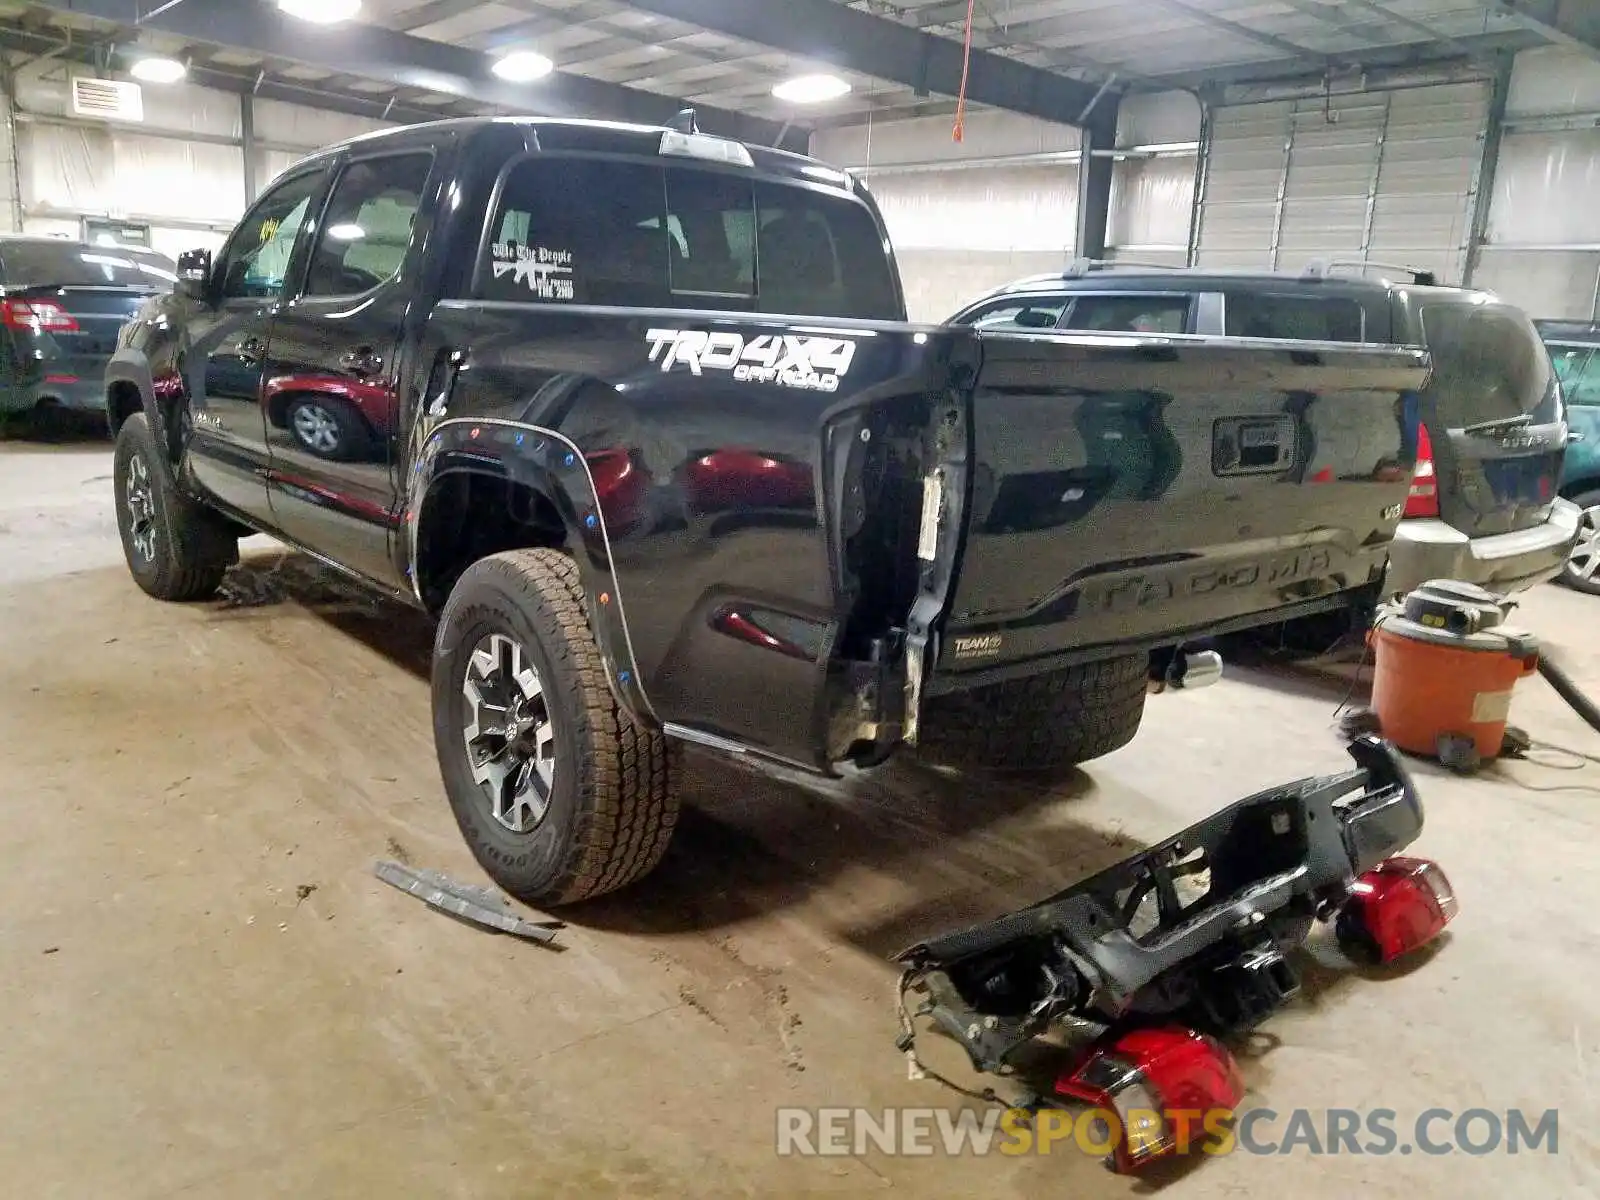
937,333,1430,679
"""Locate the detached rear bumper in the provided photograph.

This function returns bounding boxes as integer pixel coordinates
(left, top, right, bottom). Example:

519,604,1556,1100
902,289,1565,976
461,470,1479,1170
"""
898,737,1426,1072
1385,499,1581,596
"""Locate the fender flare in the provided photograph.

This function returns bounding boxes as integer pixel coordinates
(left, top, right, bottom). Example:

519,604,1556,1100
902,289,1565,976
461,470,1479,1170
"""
105,348,181,461
408,416,658,727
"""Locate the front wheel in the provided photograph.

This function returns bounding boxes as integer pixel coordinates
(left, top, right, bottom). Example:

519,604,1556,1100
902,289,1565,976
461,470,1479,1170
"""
1562,489,1600,596
113,413,238,601
431,549,680,906
915,654,1149,777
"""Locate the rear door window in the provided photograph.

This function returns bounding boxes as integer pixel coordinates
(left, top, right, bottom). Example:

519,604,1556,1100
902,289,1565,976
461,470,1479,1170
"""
1548,344,1595,402
1566,350,1600,407
1224,292,1365,341
0,241,176,288
481,155,900,320
1061,294,1190,333
1420,303,1560,427
960,297,1068,330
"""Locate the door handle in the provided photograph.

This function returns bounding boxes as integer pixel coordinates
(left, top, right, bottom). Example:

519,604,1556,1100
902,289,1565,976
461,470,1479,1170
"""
340,347,384,378
237,336,266,365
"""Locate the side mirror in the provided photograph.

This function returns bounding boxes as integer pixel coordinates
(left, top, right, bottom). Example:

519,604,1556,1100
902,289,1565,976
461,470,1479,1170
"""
176,248,212,300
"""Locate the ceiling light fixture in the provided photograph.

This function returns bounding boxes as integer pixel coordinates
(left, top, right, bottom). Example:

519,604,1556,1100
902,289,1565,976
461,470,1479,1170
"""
772,74,852,104
278,0,362,24
129,56,187,84
492,50,555,83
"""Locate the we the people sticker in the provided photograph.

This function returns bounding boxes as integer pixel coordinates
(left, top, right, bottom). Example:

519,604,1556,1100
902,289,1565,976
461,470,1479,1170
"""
491,243,575,301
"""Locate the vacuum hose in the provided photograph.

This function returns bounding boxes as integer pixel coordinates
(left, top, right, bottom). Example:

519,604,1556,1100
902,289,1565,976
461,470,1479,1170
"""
1538,652,1600,736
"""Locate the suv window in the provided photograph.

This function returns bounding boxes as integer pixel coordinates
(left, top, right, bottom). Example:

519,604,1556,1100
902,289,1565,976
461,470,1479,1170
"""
303,153,432,297
481,156,899,320
1062,294,1188,334
0,242,176,288
1562,348,1600,407
1421,303,1560,427
217,170,324,301
1225,293,1364,341
961,297,1068,330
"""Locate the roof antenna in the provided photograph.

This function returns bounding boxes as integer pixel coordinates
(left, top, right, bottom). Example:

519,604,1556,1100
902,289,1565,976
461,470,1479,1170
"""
667,107,698,134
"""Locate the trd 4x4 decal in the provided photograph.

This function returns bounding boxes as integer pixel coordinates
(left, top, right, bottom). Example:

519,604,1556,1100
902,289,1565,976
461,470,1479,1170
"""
645,328,857,393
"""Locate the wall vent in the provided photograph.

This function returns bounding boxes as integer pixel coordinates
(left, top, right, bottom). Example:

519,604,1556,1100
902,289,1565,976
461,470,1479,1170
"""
70,76,144,122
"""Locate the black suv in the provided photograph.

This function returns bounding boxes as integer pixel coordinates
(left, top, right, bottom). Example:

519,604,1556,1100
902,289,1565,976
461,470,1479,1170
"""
951,262,1581,598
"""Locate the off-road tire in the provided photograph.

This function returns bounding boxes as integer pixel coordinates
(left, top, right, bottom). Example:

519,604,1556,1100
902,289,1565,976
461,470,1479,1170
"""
113,412,237,602
916,653,1149,776
432,549,680,906
1560,488,1600,597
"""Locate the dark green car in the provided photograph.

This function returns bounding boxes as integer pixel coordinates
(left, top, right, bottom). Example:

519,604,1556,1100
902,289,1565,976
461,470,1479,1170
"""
1535,320,1600,594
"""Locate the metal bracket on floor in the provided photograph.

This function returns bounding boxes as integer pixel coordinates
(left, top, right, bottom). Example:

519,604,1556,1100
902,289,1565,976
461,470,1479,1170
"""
374,860,565,946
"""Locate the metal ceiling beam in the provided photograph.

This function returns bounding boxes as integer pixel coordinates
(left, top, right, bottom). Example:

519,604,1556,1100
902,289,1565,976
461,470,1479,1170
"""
1490,0,1600,60
1151,0,1326,60
612,0,1119,132
22,0,809,149
1340,0,1485,60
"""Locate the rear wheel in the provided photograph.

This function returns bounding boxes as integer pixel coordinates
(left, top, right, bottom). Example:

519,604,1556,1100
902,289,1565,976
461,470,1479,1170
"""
432,549,680,906
916,653,1149,777
1562,489,1600,596
113,413,237,601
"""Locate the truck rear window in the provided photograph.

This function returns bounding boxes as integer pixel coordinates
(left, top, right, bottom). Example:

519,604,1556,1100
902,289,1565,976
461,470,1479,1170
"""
0,241,176,289
481,156,900,321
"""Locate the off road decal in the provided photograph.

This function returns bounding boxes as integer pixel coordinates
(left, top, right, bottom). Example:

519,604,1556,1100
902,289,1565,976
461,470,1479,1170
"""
491,243,575,301
644,328,857,393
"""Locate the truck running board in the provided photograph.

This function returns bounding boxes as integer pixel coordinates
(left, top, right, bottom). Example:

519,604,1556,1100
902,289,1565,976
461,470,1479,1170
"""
896,736,1431,1075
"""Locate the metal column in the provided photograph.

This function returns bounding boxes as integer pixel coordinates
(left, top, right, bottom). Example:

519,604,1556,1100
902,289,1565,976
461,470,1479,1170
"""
1359,93,1394,263
240,93,258,203
1076,107,1118,260
1461,54,1512,287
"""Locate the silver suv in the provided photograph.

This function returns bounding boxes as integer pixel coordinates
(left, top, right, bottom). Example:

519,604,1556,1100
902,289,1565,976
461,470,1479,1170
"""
951,261,1582,597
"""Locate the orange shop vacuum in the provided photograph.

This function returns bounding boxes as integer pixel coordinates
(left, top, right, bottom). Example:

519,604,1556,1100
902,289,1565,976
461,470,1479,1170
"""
1369,581,1539,769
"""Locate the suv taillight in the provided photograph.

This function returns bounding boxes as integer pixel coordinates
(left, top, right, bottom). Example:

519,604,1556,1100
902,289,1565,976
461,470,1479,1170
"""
1404,423,1438,519
1,298,79,333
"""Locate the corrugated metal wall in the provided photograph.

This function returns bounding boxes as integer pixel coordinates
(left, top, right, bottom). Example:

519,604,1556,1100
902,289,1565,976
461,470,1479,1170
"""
1194,80,1490,283
1473,48,1600,321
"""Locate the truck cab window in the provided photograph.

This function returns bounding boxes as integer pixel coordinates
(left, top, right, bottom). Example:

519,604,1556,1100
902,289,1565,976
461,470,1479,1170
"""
216,170,323,301
481,156,900,319
303,153,433,298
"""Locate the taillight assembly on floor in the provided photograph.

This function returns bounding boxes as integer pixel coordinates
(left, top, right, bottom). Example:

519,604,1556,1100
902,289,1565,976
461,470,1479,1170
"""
1337,855,1458,963
1404,425,1439,518
1,297,79,333
1055,1027,1244,1173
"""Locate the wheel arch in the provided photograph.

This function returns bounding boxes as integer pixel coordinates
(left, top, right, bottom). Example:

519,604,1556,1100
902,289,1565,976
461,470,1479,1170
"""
407,418,658,726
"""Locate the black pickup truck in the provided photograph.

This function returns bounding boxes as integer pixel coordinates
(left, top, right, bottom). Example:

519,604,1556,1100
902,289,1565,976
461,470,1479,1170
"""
105,116,1429,905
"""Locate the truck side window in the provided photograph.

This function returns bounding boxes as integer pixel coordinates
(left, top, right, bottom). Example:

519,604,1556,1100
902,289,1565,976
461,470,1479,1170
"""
216,170,324,301
302,153,433,298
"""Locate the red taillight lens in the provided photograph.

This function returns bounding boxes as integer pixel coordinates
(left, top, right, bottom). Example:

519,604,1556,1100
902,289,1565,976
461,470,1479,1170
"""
1339,855,1457,963
1055,1026,1244,1173
1404,424,1438,519
1,297,79,333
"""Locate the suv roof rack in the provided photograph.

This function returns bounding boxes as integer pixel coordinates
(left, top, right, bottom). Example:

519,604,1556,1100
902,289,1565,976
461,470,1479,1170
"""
1060,257,1187,279
1302,258,1438,287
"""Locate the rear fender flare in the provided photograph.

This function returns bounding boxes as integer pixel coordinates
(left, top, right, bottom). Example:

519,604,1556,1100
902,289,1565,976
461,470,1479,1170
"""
407,416,657,726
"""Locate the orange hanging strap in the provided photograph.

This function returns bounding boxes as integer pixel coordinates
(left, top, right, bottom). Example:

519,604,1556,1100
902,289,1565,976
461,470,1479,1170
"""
953,0,976,143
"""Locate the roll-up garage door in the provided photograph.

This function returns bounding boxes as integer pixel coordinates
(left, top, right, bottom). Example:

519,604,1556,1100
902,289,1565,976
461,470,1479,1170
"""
1195,81,1490,285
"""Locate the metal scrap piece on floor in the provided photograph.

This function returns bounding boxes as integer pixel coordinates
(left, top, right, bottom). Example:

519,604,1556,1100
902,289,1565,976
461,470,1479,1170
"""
374,860,565,946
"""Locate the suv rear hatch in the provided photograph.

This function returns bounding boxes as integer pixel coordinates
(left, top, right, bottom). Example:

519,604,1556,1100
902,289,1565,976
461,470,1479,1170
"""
1414,300,1566,537
932,333,1429,682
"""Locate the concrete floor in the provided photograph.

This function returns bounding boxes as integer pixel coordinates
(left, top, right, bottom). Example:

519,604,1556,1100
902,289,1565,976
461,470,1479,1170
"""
2,435,1599,1198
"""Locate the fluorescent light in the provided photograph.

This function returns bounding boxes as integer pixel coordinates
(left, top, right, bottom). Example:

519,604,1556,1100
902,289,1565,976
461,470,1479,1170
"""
493,51,555,83
129,56,187,84
278,0,361,23
772,74,851,104
327,223,366,241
